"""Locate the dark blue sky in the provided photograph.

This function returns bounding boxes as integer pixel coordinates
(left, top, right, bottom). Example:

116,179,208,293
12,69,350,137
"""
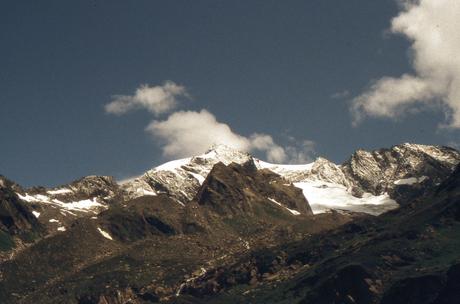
1,0,458,187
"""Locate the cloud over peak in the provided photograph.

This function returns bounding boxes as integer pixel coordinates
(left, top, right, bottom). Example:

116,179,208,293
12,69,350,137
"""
351,0,460,128
107,83,316,164
146,109,312,163
105,81,188,116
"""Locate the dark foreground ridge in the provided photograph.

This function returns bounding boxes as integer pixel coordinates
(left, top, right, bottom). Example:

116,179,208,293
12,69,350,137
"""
0,143,459,303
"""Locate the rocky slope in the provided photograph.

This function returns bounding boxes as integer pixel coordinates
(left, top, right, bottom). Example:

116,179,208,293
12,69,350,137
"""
0,162,354,304
175,163,460,304
1,143,458,249
0,143,459,303
121,143,460,215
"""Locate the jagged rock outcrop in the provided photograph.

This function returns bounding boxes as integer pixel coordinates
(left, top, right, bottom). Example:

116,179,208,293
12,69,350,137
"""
121,145,253,203
1,144,459,304
342,143,460,197
195,161,312,216
120,143,460,215
0,176,40,235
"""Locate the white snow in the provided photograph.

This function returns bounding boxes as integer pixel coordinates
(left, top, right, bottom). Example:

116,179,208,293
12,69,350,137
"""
136,188,157,196
189,172,206,185
268,197,282,206
57,226,66,232
97,227,113,240
294,181,398,216
62,198,104,211
267,198,301,215
394,176,428,185
256,159,314,172
35,194,50,201
47,188,73,195
287,208,301,215
155,157,191,172
49,219,59,223
17,193,40,202
32,211,40,218
17,193,106,213
174,198,185,207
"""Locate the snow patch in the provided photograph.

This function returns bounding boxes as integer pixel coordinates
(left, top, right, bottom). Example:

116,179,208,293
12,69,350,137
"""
97,227,113,240
17,192,106,213
47,188,73,195
57,227,66,232
155,157,191,172
294,181,398,216
256,159,314,172
287,208,301,215
394,176,428,185
189,172,205,185
17,193,40,202
267,198,301,215
49,219,59,223
32,211,40,218
136,188,157,196
55,198,104,212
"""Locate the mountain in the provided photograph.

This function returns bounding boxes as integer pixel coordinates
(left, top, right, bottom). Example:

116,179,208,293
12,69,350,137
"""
121,143,459,215
180,163,460,304
0,143,459,303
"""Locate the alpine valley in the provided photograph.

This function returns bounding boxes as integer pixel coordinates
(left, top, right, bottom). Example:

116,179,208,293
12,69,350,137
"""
1,143,460,304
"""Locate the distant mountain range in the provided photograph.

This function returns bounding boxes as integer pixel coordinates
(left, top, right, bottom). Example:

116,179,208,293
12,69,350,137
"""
0,143,459,303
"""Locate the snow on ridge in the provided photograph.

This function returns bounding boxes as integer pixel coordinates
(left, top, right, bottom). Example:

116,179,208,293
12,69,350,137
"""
294,181,398,216
62,198,104,211
97,227,113,240
47,188,73,195
394,176,428,185
17,193,106,213
136,188,157,196
155,158,191,172
268,198,301,215
189,172,206,185
16,193,40,203
256,159,314,172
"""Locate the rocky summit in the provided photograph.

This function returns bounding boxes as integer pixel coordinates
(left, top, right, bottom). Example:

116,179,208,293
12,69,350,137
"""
0,143,459,303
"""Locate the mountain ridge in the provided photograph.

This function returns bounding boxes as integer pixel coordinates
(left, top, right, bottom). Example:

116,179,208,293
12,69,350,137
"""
0,143,459,303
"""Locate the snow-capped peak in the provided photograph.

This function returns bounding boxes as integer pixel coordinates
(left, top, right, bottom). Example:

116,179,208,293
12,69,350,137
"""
122,145,253,203
119,143,459,216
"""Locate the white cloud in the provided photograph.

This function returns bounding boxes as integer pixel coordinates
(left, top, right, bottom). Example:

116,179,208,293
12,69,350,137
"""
146,109,314,163
249,133,288,163
105,81,188,116
146,109,249,158
285,140,316,163
107,82,316,164
351,0,460,128
331,90,350,99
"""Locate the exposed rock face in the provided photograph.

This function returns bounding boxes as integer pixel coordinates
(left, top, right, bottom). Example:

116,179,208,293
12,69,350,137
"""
121,145,253,203
0,176,41,235
196,161,312,216
8,175,124,236
0,144,459,304
342,143,460,198
121,143,460,214
3,143,457,242
172,164,460,303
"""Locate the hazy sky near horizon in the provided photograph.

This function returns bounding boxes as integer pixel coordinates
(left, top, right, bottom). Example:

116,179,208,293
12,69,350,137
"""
1,0,459,187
